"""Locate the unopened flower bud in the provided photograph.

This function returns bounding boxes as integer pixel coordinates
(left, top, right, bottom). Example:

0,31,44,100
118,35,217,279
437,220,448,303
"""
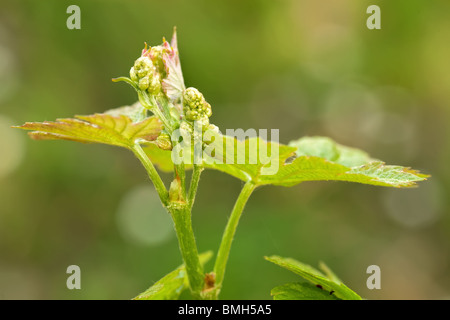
182,87,213,122
204,102,212,118
129,54,165,96
130,67,138,82
183,87,204,106
148,73,162,95
135,57,154,78
179,120,194,137
169,177,184,202
149,46,166,76
207,124,219,134
195,117,210,132
138,76,150,91
124,33,185,103
155,133,172,150
185,109,199,121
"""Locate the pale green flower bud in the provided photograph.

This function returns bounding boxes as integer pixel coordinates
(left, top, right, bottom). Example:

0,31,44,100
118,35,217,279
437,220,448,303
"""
138,76,150,91
148,73,162,95
185,109,199,121
182,87,213,122
134,57,153,75
179,120,194,137
155,133,172,150
149,46,166,77
130,56,155,86
183,87,204,107
130,67,138,82
125,32,186,104
169,177,184,202
195,117,210,132
207,124,219,134
128,53,167,97
204,102,212,118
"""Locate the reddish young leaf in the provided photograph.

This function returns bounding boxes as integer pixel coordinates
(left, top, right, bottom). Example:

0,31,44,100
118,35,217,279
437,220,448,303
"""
14,111,162,150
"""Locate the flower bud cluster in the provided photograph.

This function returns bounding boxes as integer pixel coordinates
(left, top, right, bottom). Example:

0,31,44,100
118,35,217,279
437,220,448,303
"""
126,37,220,152
179,87,217,145
129,45,167,95
182,87,212,129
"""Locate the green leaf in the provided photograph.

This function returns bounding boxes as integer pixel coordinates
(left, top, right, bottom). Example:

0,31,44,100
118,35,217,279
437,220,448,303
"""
103,101,148,123
271,282,341,300
289,136,374,167
133,265,186,300
134,251,213,300
265,255,362,300
261,157,428,188
140,132,428,189
14,104,163,149
142,134,294,176
202,134,297,181
203,135,428,188
142,134,290,176
278,137,428,187
142,134,427,188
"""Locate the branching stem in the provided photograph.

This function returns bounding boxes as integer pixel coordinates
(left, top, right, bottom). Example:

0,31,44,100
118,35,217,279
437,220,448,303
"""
131,143,168,206
212,181,257,298
168,203,204,298
188,164,204,209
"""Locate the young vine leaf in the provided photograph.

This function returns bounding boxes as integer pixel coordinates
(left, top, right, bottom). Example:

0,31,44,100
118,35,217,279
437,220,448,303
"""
142,133,428,188
265,255,362,300
13,103,163,150
134,251,213,300
271,282,341,300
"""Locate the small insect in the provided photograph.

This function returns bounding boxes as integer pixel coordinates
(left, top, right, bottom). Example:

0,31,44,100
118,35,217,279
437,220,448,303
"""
316,284,323,290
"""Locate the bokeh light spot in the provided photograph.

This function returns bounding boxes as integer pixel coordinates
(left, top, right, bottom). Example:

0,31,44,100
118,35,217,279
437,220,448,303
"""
382,179,442,229
116,184,174,246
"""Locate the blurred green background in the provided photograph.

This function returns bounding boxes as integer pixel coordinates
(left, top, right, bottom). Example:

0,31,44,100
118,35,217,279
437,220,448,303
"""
1,0,449,299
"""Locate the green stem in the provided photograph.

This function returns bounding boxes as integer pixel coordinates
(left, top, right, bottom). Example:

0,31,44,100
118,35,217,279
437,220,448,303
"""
175,162,186,199
138,91,174,133
212,181,257,297
131,143,169,206
168,203,205,298
155,95,176,128
188,164,204,209
134,142,204,298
